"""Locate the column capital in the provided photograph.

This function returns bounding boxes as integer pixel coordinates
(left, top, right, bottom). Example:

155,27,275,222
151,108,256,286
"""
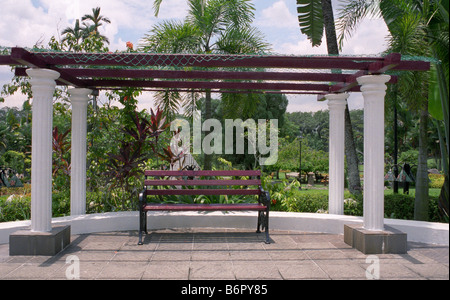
325,92,350,101
26,68,60,81
68,88,92,105
357,75,391,93
26,68,60,94
325,93,349,110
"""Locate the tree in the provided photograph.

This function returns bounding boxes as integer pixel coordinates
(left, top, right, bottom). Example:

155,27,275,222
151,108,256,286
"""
61,19,84,51
81,7,111,44
141,0,270,170
296,0,362,195
337,0,448,221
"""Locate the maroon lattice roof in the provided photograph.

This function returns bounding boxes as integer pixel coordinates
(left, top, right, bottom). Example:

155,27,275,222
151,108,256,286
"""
0,47,431,100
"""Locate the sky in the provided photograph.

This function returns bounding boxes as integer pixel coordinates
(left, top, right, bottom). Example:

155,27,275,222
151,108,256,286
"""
0,0,390,112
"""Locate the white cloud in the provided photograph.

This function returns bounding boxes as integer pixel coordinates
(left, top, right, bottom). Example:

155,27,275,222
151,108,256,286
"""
287,94,328,113
256,0,298,29
340,19,389,55
0,0,58,47
277,38,328,56
0,0,390,112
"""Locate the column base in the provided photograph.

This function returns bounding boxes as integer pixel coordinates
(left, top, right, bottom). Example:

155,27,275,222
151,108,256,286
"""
344,224,407,254
9,225,71,256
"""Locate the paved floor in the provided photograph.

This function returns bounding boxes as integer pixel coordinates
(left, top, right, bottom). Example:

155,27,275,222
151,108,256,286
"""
0,228,448,280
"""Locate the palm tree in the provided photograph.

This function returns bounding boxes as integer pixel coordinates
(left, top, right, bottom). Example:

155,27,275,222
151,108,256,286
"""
61,19,84,51
81,7,111,44
296,0,362,196
337,0,449,221
82,7,111,31
141,0,270,170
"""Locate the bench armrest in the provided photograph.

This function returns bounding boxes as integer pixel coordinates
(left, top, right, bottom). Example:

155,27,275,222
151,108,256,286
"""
258,186,271,207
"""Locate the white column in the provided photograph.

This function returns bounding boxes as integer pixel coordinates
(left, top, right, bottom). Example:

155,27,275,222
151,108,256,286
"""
27,68,60,232
68,88,92,216
357,75,391,231
326,93,349,215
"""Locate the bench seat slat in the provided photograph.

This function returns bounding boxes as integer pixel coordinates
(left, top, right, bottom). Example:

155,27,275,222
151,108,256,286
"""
144,179,261,186
145,189,260,196
144,170,261,177
143,203,266,212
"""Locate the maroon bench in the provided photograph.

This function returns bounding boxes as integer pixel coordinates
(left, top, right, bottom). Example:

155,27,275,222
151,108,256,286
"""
138,170,271,245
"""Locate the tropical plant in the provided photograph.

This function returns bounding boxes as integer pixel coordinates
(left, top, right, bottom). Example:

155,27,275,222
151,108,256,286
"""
61,19,85,51
336,0,449,220
81,7,111,44
141,0,270,170
60,7,111,52
52,126,71,177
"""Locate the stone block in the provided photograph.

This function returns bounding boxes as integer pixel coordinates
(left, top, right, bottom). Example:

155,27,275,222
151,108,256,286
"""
344,224,407,254
9,225,71,256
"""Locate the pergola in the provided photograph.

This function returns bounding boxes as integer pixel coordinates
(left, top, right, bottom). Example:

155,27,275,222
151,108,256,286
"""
1,47,430,254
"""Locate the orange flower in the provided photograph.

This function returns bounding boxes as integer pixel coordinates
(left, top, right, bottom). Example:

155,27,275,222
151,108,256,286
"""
126,41,133,50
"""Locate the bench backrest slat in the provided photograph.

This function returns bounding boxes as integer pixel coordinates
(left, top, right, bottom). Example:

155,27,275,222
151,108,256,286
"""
144,170,261,177
145,189,260,196
144,170,262,197
144,179,261,186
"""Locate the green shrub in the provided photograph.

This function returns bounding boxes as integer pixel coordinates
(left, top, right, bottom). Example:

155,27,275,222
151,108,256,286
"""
384,194,442,222
0,194,31,222
0,189,71,222
281,189,328,213
384,194,415,220
278,188,363,215
52,190,70,217
429,174,445,189
0,184,31,196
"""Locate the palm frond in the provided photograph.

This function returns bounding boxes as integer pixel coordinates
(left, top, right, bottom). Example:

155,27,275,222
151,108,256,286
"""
297,0,324,47
139,20,201,53
154,90,182,121
216,26,271,54
336,0,381,50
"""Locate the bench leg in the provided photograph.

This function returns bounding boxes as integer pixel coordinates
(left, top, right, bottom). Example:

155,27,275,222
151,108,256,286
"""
257,210,270,244
138,210,146,245
264,209,270,244
256,211,262,233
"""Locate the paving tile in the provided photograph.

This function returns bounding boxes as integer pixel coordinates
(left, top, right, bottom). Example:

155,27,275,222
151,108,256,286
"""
2,262,66,279
405,263,449,279
143,261,190,279
297,242,337,250
0,263,25,278
229,249,271,261
0,229,447,280
304,249,348,260
150,250,192,261
318,263,366,279
191,250,231,261
276,261,329,279
376,263,424,279
112,250,154,262
96,261,148,279
73,250,117,262
232,261,282,280
52,261,107,280
190,261,235,280
266,249,310,261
